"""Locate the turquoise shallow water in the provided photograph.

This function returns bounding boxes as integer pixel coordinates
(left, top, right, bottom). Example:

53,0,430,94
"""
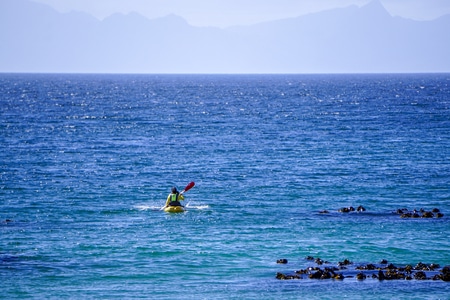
1,74,449,299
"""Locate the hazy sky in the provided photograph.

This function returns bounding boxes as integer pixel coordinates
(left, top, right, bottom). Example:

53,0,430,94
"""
30,0,450,27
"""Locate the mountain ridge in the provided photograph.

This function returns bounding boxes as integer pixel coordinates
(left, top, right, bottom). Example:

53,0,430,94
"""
1,0,449,73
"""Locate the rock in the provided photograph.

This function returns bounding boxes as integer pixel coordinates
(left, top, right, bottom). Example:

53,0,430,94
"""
276,257,449,282
356,272,366,280
338,259,352,266
357,205,366,212
385,263,397,270
315,258,324,265
415,262,429,270
422,211,434,218
309,269,323,279
276,272,301,280
414,271,427,280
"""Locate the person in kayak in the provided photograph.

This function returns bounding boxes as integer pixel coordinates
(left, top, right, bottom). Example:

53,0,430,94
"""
164,187,184,208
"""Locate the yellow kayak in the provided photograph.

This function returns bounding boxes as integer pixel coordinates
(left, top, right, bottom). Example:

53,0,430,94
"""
163,206,185,213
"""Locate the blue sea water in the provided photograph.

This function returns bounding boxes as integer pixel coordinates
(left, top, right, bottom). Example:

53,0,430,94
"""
0,73,449,299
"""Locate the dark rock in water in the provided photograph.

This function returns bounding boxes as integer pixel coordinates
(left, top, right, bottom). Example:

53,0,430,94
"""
308,270,323,279
325,266,339,272
415,262,429,270
276,272,301,280
277,259,288,264
322,207,443,218
439,266,450,281
315,258,324,265
396,207,444,218
356,272,366,280
429,263,440,270
320,271,332,279
386,270,405,280
306,256,314,260
338,206,355,213
276,257,450,282
338,207,350,213
414,271,427,280
356,263,376,270
385,263,397,270
432,274,442,280
422,211,434,218
338,259,352,266
404,265,413,273
308,269,333,280
396,208,407,214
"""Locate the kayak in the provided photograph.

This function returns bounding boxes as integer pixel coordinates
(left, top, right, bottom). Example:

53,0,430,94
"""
164,206,185,213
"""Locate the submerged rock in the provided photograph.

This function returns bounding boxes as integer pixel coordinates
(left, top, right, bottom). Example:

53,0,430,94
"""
414,271,427,280
356,263,376,270
439,266,450,281
357,205,366,212
338,259,353,266
356,272,366,280
338,206,355,213
276,272,301,280
276,257,450,282
396,208,444,219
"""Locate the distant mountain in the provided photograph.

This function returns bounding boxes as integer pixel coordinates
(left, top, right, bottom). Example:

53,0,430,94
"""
0,0,449,73
225,0,450,73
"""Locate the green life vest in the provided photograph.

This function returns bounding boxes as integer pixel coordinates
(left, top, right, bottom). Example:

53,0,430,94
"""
170,193,179,202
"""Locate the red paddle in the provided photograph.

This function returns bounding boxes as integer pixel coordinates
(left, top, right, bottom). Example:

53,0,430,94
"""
180,181,195,194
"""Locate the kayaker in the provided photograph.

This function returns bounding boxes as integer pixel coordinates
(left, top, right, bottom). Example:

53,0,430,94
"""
164,187,184,208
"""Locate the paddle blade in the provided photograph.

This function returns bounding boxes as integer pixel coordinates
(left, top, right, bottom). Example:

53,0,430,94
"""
182,181,195,193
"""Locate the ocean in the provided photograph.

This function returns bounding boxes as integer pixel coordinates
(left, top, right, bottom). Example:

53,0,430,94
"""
1,73,449,299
